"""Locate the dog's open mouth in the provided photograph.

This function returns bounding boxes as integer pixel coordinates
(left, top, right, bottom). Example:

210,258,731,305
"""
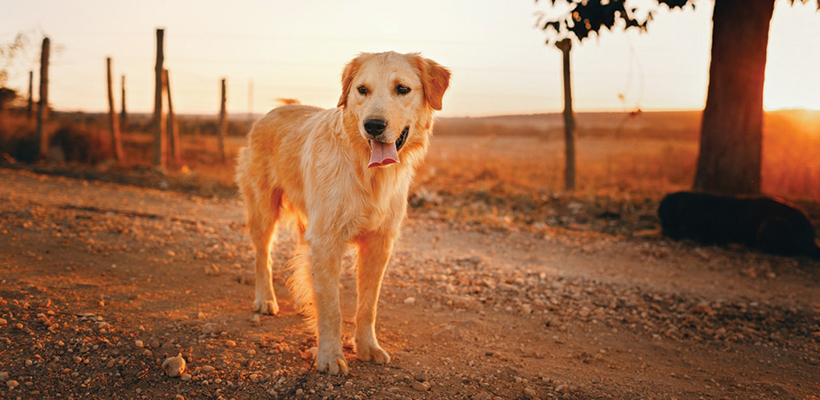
396,126,408,152
367,126,409,169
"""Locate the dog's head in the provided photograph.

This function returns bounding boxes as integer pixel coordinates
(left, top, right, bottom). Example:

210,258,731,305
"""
337,52,450,168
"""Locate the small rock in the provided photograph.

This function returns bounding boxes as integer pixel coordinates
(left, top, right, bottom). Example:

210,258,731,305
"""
205,264,221,276
524,387,537,397
134,340,144,348
0,371,8,380
250,314,261,325
694,302,713,315
225,340,237,348
198,312,207,320
306,347,318,359
404,297,416,305
6,380,19,389
201,365,215,373
180,373,192,381
475,392,492,400
162,354,186,378
235,271,254,285
414,371,429,382
411,381,431,391
202,323,220,334
0,318,6,325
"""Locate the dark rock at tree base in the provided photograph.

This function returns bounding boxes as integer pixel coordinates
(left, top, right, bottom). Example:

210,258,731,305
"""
658,191,820,258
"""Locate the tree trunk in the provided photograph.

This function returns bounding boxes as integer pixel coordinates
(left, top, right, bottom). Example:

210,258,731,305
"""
693,0,775,195
37,37,50,160
557,39,576,191
153,29,166,169
106,58,124,162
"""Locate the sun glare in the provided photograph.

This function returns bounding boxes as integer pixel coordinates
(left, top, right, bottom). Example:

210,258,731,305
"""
763,1,820,111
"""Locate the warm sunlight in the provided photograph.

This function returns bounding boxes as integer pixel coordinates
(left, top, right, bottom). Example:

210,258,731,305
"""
763,1,820,111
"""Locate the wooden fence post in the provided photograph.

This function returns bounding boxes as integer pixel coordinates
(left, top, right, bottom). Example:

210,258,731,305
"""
27,71,33,120
218,78,227,163
153,28,166,169
164,69,181,165
120,75,127,128
557,38,576,191
37,37,50,159
106,57,124,162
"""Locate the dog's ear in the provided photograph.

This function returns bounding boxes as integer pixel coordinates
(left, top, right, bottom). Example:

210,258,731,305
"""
411,55,451,111
337,55,363,108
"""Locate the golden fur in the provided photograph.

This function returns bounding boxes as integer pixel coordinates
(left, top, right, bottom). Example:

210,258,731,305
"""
235,52,450,374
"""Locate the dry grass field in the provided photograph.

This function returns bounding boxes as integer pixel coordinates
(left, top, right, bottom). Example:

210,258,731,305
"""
427,110,820,199
3,109,819,203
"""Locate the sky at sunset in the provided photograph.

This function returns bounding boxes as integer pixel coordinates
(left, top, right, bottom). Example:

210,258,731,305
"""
2,0,819,117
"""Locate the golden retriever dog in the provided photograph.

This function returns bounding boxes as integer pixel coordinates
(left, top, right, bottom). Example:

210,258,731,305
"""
235,52,450,374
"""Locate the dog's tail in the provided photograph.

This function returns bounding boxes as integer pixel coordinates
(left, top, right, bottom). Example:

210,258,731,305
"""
276,98,301,107
286,245,317,332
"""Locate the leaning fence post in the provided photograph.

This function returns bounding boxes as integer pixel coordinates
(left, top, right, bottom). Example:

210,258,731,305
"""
106,57,125,162
164,69,181,165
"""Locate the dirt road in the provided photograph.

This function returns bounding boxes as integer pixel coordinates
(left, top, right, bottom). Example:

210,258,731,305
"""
1,168,819,400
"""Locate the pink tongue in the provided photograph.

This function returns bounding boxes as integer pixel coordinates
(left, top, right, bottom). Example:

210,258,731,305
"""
368,140,399,168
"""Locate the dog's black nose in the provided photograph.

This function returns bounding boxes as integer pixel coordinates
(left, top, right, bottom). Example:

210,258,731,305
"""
364,119,387,136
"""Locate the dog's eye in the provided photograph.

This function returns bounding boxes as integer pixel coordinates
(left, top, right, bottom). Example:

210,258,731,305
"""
357,86,368,95
396,84,410,95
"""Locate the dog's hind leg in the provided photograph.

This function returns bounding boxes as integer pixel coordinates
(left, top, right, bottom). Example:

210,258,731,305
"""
353,232,393,365
247,188,283,315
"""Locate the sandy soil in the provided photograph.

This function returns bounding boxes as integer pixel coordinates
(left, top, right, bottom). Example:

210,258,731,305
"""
1,168,819,400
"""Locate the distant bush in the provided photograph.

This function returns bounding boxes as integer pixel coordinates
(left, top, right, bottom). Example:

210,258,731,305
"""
49,124,111,164
0,113,38,163
0,113,115,165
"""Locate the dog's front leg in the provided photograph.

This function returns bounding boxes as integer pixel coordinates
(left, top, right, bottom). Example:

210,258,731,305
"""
309,240,349,375
354,232,393,364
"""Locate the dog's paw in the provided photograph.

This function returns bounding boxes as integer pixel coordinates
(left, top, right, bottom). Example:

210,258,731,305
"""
253,298,279,315
356,340,390,364
316,348,349,375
